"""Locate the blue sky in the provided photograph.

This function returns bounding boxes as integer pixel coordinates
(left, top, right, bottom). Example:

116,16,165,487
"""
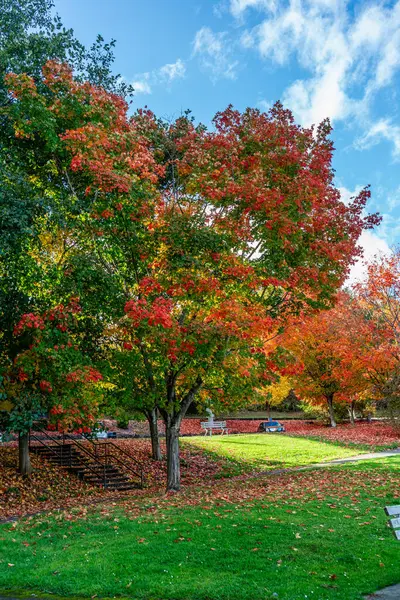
54,0,400,280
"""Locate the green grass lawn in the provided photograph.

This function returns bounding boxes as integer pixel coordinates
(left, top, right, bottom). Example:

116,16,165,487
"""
183,433,359,471
1,457,399,600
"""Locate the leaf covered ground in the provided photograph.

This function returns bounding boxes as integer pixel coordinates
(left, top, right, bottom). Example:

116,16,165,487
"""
179,419,400,449
1,423,399,522
0,440,238,521
0,458,400,600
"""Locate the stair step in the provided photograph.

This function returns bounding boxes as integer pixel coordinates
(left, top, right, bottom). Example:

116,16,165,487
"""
69,466,100,474
80,469,128,479
37,456,74,462
75,468,123,477
79,467,120,474
84,475,129,483
36,452,76,463
31,436,143,490
104,482,139,490
31,446,74,451
31,451,78,458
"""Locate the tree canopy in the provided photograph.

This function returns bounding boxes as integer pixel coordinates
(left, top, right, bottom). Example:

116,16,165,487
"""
1,58,380,487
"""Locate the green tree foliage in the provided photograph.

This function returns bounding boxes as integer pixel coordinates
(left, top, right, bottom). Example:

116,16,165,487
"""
3,60,379,489
0,0,131,469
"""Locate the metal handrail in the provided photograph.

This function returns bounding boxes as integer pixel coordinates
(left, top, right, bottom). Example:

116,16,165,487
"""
61,432,102,462
108,443,144,486
31,428,112,485
93,439,144,469
32,425,144,488
30,432,69,460
79,433,145,485
93,442,144,487
34,428,99,468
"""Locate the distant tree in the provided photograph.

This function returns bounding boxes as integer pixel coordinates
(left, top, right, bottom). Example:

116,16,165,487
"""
282,294,375,427
356,250,400,425
279,388,301,412
255,376,292,419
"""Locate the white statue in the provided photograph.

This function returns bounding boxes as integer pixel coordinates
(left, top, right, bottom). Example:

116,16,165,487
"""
205,407,214,424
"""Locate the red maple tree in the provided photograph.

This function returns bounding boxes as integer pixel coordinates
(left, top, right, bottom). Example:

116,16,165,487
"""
281,293,377,426
1,298,102,474
5,62,379,489
355,250,400,417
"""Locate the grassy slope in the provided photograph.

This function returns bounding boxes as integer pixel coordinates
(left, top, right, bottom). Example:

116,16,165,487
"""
1,457,400,600
183,433,358,470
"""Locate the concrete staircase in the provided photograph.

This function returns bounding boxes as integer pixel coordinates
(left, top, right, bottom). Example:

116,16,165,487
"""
30,435,144,491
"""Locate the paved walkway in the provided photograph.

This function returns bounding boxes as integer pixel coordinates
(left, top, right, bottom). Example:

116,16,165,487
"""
260,448,400,476
314,448,400,464
3,586,400,600
365,583,400,599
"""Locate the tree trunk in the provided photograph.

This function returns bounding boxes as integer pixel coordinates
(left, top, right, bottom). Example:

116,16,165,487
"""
18,431,32,476
266,400,271,420
147,408,162,461
326,395,337,428
348,402,355,426
165,421,180,491
162,373,203,492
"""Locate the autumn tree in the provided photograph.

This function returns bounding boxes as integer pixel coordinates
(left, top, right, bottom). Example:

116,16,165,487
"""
355,249,400,422
100,340,164,461
2,57,164,459
0,0,134,465
282,294,375,426
255,376,293,419
0,299,102,474
5,62,379,489
1,0,130,270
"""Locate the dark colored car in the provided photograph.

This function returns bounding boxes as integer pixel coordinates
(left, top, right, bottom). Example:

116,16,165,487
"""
257,420,285,433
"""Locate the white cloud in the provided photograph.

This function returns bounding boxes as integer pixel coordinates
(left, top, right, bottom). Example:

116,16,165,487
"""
283,65,351,127
193,27,239,81
132,58,186,96
388,186,400,211
347,230,391,286
132,74,152,95
350,5,386,51
375,212,400,243
231,0,400,137
230,0,276,18
159,59,186,83
337,184,390,285
374,30,400,89
257,99,271,111
356,119,400,158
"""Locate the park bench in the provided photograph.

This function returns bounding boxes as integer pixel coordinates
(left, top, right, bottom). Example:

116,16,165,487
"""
385,505,400,540
200,421,228,436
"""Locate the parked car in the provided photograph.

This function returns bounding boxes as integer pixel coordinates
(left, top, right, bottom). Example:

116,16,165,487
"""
83,421,117,440
257,420,285,433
